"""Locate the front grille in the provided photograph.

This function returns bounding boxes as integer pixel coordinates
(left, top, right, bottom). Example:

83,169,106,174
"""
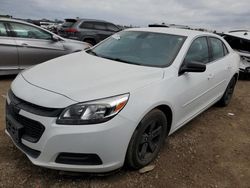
8,89,63,117
6,102,45,143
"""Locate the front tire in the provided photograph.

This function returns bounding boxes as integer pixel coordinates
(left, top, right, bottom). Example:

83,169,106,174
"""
126,109,168,169
218,77,236,107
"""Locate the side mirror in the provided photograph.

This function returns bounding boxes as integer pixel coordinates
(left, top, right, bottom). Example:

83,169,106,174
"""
52,35,60,42
179,61,206,75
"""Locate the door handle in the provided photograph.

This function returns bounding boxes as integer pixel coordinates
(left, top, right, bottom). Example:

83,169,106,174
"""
207,73,214,80
227,66,232,70
21,43,29,47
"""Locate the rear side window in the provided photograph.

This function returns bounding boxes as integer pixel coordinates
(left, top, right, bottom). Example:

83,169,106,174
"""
93,22,106,30
80,21,94,29
209,37,225,61
106,23,119,32
185,37,209,64
0,22,8,37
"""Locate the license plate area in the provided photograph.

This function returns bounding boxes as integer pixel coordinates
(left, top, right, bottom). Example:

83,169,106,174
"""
6,119,24,143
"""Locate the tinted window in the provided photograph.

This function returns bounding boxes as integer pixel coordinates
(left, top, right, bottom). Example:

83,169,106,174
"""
80,21,94,29
210,37,224,61
93,22,106,30
10,22,52,40
90,31,186,67
106,23,119,32
0,22,8,36
185,37,209,64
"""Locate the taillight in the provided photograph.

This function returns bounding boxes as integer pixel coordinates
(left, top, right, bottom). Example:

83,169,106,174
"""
65,28,78,33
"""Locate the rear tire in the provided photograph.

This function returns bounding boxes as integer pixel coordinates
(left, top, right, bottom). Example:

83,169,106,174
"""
126,109,168,169
217,77,236,107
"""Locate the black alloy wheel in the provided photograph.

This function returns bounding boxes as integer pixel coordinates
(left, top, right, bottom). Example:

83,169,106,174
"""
126,109,168,169
218,77,236,107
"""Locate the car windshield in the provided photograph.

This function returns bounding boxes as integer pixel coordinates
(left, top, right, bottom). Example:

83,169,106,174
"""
90,31,186,67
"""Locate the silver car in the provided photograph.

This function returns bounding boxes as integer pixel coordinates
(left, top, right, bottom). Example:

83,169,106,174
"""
58,18,121,45
0,18,91,75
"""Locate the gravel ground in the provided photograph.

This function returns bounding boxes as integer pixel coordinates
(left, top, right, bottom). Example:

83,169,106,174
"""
0,76,249,188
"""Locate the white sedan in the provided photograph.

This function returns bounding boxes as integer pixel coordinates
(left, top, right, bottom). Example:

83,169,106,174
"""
5,28,240,172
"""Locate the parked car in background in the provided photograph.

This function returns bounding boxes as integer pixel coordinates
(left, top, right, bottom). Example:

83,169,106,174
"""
6,28,239,172
40,21,58,33
0,18,91,75
40,22,55,29
149,23,191,29
223,30,250,77
58,18,121,45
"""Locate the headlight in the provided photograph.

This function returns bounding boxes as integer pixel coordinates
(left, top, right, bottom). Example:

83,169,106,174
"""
56,93,129,125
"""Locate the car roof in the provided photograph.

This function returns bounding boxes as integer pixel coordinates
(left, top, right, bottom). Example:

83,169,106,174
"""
126,27,218,38
0,18,32,24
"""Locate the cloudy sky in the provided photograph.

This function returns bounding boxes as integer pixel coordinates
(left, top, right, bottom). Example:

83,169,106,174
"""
1,0,250,31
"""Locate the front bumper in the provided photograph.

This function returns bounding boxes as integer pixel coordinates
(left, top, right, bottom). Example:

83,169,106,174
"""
5,102,136,172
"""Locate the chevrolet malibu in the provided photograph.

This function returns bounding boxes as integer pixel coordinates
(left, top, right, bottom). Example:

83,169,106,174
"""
5,28,240,172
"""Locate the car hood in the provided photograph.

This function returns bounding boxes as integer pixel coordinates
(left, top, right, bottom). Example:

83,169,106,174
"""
63,38,85,44
62,38,90,50
21,52,164,103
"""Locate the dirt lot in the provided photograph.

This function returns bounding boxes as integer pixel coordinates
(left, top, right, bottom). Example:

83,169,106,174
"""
0,76,249,188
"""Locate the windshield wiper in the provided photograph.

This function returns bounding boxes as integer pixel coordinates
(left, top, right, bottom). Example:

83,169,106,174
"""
101,56,143,66
86,49,99,57
87,51,144,66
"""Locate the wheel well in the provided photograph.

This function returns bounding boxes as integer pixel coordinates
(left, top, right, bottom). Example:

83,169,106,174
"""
155,105,172,134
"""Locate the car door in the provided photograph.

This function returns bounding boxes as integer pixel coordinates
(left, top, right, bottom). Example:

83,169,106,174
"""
174,36,225,129
206,37,229,98
0,21,19,72
8,22,66,69
93,22,111,41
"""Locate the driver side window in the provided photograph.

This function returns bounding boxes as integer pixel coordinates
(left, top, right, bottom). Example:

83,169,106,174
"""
10,22,52,40
185,37,209,64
